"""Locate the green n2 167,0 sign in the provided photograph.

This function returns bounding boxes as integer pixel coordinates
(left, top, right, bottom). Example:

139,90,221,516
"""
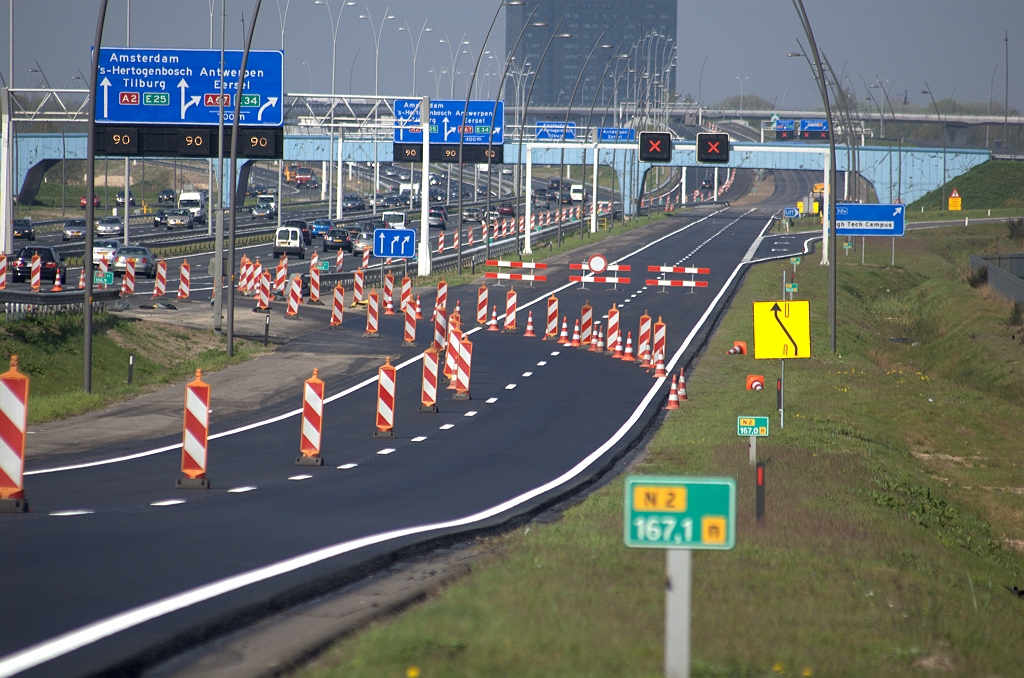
315,261,330,271
93,271,114,285
623,476,736,550
737,416,769,437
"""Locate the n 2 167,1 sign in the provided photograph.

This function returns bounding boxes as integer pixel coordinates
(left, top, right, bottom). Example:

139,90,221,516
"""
623,476,736,550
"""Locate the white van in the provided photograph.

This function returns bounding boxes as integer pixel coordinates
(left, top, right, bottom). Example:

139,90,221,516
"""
178,191,207,224
273,226,306,259
570,184,585,203
381,211,408,229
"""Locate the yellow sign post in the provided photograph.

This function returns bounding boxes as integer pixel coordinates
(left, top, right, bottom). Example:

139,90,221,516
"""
753,300,811,431
948,188,962,211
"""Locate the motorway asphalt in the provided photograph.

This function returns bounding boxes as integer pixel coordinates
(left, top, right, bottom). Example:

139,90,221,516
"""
0,172,819,678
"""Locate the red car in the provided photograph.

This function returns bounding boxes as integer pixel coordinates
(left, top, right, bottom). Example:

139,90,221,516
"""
80,194,100,209
498,203,516,217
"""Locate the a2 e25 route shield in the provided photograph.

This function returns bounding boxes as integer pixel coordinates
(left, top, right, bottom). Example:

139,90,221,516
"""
752,300,811,360
639,132,672,162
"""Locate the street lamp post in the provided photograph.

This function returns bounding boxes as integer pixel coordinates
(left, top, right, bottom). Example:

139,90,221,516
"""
581,43,627,234
29,63,66,216
735,74,748,112
921,84,948,213
360,6,395,216
398,20,432,95
315,0,356,223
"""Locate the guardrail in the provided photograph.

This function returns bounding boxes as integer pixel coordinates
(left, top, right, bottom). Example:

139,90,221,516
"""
0,288,123,321
970,253,1024,305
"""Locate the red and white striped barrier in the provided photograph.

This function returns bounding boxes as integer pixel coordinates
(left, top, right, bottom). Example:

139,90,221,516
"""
403,297,417,346
330,284,345,327
545,294,559,339
0,356,29,511
454,336,473,400
252,259,263,294
647,265,711,275
486,259,548,270
436,279,448,313
178,369,210,489
238,256,251,295
503,288,517,333
400,275,412,312
99,255,109,290
352,269,365,305
336,249,344,271
0,254,7,290
364,289,381,337
286,275,302,317
309,265,322,304
30,254,40,292
569,260,631,286
297,369,325,465
152,259,167,298
375,357,396,438
420,347,440,412
580,302,593,346
646,279,709,288
275,261,288,298
257,271,271,311
383,273,396,315
437,231,446,253
361,249,370,270
121,259,136,296
178,260,191,300
485,271,548,282
606,306,620,355
467,226,475,247
653,317,667,364
638,312,653,367
477,284,488,325
433,307,447,351
444,326,462,384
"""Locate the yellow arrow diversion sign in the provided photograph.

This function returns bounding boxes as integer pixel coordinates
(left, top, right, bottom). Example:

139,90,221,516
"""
752,300,811,359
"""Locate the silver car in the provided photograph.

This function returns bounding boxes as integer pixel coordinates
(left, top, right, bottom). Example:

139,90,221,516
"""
96,216,124,237
164,208,193,230
92,239,122,268
112,245,157,278
62,219,87,241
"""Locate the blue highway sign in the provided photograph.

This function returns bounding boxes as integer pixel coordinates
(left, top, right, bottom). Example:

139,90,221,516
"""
373,228,417,259
393,99,503,145
599,127,636,142
535,121,576,141
95,48,283,127
799,119,829,132
775,119,795,131
835,203,905,237
783,207,799,218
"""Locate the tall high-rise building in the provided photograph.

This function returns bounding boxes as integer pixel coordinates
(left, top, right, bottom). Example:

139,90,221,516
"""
505,1,677,109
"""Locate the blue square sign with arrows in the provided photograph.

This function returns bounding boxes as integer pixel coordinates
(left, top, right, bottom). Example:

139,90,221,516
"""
373,228,416,259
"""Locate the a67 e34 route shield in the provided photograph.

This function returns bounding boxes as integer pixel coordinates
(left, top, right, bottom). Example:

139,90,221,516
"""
752,300,811,360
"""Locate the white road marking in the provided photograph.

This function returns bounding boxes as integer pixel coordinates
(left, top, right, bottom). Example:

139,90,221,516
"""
411,436,427,442
439,424,454,430
536,361,547,366
337,463,358,469
485,397,498,404
464,411,477,417
522,372,533,377
505,384,517,390
376,448,395,455
288,475,313,481
150,500,185,507
227,486,257,493
49,510,94,517
550,351,560,356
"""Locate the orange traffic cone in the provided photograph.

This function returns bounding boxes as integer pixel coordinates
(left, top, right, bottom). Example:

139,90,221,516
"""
455,299,461,316
570,319,581,347
557,316,570,345
524,310,537,337
415,295,424,320
678,368,688,400
613,331,624,359
78,270,85,289
664,375,680,410
51,269,63,292
487,306,500,331
654,352,667,378
589,325,599,351
596,326,605,352
622,332,636,362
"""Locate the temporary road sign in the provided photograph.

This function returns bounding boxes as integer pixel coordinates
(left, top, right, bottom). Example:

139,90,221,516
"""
94,271,114,285
598,127,635,142
948,188,962,211
737,416,769,437
783,207,799,218
96,48,283,127
315,261,330,271
789,256,801,265
752,300,811,360
623,475,736,550
393,99,504,145
834,203,905,237
587,253,608,274
373,228,416,259
534,120,576,141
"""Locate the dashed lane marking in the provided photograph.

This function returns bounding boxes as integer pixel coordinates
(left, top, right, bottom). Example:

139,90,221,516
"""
376,448,396,455
49,510,94,517
150,499,185,507
288,475,313,481
411,436,427,442
227,486,257,493
337,463,358,469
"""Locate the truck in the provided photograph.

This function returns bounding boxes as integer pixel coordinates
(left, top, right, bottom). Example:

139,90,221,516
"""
284,164,300,183
295,167,315,187
177,191,207,224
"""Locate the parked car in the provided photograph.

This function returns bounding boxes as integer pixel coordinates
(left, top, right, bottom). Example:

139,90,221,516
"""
115,190,135,207
62,219,87,241
309,219,333,238
153,209,169,228
158,189,175,204
273,226,306,259
92,239,122,267
251,202,276,220
12,218,35,240
112,245,157,278
285,219,311,245
95,216,124,237
462,207,484,223
164,208,194,230
427,208,447,229
498,203,516,217
322,228,352,253
80,194,101,209
12,246,66,284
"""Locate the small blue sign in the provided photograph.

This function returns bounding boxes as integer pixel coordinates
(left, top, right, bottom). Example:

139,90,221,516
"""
835,203,905,237
783,207,799,218
599,127,636,142
775,119,795,131
95,48,283,126
393,99,503,145
535,121,576,141
373,228,417,258
799,119,829,132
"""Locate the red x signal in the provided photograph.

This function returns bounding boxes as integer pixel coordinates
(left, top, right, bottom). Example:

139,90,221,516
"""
647,140,661,153
706,141,720,154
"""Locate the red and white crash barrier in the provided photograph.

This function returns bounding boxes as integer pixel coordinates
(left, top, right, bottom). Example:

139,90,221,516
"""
275,261,288,298
178,260,191,300
121,259,136,296
152,259,167,298
336,249,344,271
606,306,620,355
330,284,345,327
436,279,448,313
477,284,488,325
383,273,396,315
0,254,6,290
545,294,559,339
286,275,302,316
454,336,473,400
178,369,210,489
647,265,711,275
444,326,462,383
437,231,446,253
485,271,548,282
30,255,40,291
653,317,667,364
375,357,397,438
309,265,321,304
352,269,365,305
638,312,652,365
580,301,593,345
420,347,440,412
486,256,548,282
646,279,709,288
0,356,29,511
257,271,271,311
403,297,417,346
504,288,517,332
364,289,381,337
361,249,370,270
297,369,325,465
433,307,447,351
400,275,412,312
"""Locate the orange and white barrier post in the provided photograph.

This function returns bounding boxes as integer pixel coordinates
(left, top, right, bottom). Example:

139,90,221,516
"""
444,326,462,385
400,275,412,312
99,255,109,290
580,301,593,346
375,357,397,438
275,260,288,298
257,271,271,311
0,356,29,512
477,284,489,325
638,312,653,367
329,284,345,327
121,259,136,296
237,256,250,295
403,296,417,346
308,265,322,304
336,249,344,271
178,260,191,300
351,269,365,306
286,275,302,317
437,230,445,253
433,306,447,352
436,278,448,313
364,289,381,337
383,272,396,315
653,316,667,364
30,254,41,292
296,369,325,466
361,249,370,270
453,336,473,401
420,347,440,412
177,369,210,489
544,294,559,339
152,259,167,298
0,254,7,290
503,287,517,333
252,259,263,292
606,305,620,355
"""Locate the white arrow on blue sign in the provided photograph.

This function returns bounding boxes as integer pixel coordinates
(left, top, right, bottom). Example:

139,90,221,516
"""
373,228,417,259
393,99,503,145
96,48,283,127
835,204,905,237
783,207,799,218
535,121,576,140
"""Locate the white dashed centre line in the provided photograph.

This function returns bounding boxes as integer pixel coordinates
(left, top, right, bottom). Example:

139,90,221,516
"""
522,371,533,377
550,351,560,356
464,411,477,417
376,448,396,455
227,486,257,493
486,397,498,404
439,424,455,430
49,510,94,517
505,384,517,390
151,499,185,507
536,361,547,366
411,436,428,442
288,474,313,481
337,463,358,469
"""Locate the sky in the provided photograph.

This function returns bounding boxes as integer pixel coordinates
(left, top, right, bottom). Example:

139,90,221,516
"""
8,0,1023,112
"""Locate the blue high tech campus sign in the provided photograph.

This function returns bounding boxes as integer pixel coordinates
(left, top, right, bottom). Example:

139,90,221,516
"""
835,203,905,237
95,48,284,127
393,99,504,145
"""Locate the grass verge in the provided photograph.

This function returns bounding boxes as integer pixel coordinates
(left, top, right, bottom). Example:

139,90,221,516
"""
299,222,1024,677
0,312,270,423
